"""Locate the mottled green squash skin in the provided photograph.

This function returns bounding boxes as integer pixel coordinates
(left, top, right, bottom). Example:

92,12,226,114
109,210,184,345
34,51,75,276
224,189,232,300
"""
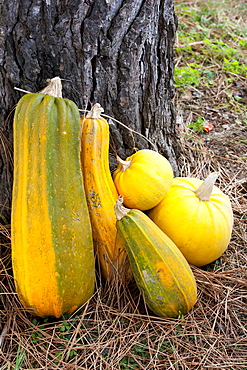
116,210,197,318
11,93,95,318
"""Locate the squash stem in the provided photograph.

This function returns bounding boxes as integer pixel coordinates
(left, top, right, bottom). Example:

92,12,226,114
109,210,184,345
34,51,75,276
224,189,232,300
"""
114,196,130,220
116,155,131,172
40,77,63,97
194,172,218,201
86,103,104,119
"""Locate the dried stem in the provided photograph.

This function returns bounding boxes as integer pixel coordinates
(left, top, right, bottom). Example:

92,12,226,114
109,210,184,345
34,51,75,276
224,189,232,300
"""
39,76,63,97
116,155,131,172
194,172,218,201
86,103,104,119
114,196,130,220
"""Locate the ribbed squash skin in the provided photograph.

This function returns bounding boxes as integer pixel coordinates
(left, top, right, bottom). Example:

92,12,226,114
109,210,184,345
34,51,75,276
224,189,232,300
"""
148,177,233,266
116,209,197,318
113,149,174,211
80,112,132,282
11,93,95,318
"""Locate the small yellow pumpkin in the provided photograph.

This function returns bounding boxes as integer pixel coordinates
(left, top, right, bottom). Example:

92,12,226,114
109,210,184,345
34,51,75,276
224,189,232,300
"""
113,149,173,211
148,173,233,267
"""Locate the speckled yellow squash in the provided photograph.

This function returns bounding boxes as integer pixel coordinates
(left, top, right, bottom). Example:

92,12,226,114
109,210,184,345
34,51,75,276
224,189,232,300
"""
148,173,233,266
11,77,95,318
113,149,174,211
80,104,132,283
115,197,197,318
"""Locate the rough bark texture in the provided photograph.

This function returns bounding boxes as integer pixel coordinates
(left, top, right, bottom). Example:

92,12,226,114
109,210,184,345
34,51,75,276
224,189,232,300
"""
0,0,179,222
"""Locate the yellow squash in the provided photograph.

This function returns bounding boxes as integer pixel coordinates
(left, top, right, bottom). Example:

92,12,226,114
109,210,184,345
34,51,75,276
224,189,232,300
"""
113,149,173,211
148,173,233,266
80,104,132,282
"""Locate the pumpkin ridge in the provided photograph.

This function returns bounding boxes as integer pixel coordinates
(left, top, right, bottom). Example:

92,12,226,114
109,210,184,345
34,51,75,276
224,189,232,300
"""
47,97,94,314
82,119,118,252
139,219,195,313
116,215,166,314
13,94,33,308
206,196,233,222
12,94,61,316
203,196,233,236
121,230,150,297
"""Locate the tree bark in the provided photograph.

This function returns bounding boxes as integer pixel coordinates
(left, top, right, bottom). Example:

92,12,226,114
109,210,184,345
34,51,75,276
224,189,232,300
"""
0,0,179,222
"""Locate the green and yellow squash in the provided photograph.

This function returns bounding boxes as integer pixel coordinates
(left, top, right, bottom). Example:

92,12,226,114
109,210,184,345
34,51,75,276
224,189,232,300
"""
115,197,197,318
11,77,95,318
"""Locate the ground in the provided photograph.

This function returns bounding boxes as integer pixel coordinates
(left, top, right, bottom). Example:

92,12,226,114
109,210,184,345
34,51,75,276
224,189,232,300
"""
174,0,247,184
0,1,246,369
175,84,247,181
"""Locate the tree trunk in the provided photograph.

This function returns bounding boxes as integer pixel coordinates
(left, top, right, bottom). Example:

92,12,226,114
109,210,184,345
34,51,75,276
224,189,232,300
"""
0,0,179,222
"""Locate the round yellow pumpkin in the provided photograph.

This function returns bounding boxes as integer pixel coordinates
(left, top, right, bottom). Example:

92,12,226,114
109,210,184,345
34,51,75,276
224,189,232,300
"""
148,173,233,267
113,149,174,211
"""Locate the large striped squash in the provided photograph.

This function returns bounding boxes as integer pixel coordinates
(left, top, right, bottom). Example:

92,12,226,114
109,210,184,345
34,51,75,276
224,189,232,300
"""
115,197,197,318
11,77,95,318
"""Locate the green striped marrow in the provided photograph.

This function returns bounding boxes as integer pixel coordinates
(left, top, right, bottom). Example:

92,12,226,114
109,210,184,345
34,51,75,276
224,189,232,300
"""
11,78,95,318
115,197,197,318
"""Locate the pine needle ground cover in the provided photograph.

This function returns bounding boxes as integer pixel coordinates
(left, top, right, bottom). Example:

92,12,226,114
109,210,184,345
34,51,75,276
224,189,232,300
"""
0,0,247,368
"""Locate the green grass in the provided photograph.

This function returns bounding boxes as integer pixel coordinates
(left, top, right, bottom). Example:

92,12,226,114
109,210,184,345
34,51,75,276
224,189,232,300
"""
9,344,26,370
175,1,247,90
